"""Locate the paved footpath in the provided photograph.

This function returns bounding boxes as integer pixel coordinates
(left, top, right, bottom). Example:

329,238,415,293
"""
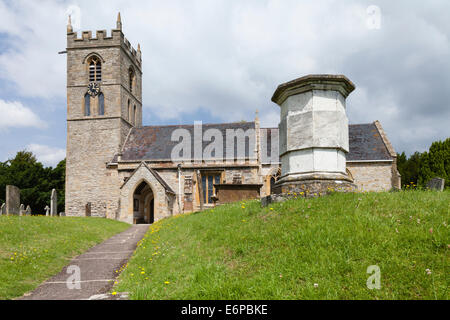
19,224,149,300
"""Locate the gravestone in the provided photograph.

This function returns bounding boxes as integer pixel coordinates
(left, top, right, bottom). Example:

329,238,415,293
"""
45,206,50,217
0,203,5,215
85,203,92,217
426,178,445,191
6,185,20,215
26,206,32,216
50,189,57,217
60,212,66,217
19,204,25,216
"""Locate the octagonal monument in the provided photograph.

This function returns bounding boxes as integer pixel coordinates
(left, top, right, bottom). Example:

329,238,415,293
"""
272,74,357,194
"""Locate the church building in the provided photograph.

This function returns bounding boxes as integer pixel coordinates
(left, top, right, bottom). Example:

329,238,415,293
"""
65,15,401,224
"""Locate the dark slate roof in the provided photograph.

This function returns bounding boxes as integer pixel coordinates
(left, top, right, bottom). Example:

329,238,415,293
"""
121,122,256,161
348,123,392,161
118,122,392,163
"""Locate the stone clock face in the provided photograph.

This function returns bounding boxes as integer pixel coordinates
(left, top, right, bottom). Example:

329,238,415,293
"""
87,82,100,97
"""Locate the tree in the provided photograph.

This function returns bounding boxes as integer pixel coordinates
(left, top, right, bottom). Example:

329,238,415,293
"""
397,137,449,189
418,138,449,187
397,151,422,187
0,151,66,214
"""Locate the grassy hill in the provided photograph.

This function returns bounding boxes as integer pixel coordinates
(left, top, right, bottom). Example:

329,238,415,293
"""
115,190,449,300
0,216,129,300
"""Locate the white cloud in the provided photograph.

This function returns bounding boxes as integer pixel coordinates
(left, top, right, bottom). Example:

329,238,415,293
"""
26,143,65,167
0,99,46,129
0,0,449,155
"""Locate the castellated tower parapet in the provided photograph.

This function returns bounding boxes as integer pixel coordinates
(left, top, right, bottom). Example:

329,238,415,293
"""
67,29,142,70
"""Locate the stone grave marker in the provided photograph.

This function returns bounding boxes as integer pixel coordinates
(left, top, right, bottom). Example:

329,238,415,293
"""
426,178,445,192
0,203,5,215
50,189,58,217
19,204,25,216
45,206,50,217
6,185,20,215
26,205,32,216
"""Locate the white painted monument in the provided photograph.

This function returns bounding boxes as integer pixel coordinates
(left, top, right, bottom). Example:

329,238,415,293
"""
271,75,356,194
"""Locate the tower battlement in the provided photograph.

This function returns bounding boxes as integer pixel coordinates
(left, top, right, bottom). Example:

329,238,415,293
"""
66,13,142,68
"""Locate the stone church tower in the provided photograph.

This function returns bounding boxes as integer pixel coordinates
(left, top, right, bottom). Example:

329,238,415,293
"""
65,14,142,217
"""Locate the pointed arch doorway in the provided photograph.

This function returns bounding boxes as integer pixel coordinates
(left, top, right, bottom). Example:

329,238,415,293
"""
133,181,155,225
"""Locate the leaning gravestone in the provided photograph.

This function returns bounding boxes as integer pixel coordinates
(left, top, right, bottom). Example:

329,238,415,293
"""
45,206,50,217
26,205,32,216
0,203,5,215
19,204,25,216
50,189,57,217
426,178,445,192
6,185,20,215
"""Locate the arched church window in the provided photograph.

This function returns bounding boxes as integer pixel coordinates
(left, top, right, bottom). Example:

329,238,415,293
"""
134,105,137,125
128,99,131,122
84,93,91,116
129,68,135,93
88,56,102,82
98,93,105,116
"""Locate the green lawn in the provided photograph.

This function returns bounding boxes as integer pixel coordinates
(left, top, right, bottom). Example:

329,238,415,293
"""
0,216,129,300
115,190,449,300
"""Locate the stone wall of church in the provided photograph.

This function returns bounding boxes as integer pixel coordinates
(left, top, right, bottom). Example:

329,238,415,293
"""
347,162,394,192
66,118,124,218
119,50,142,127
157,170,183,216
116,164,263,218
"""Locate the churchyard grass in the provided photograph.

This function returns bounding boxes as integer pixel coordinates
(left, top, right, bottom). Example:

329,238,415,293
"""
0,216,129,300
115,190,449,300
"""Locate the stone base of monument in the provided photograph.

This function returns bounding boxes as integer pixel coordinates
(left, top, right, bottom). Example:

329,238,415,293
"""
274,171,357,194
273,180,357,196
262,174,356,207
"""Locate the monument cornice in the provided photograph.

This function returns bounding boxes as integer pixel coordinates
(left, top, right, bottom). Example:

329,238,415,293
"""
272,74,356,106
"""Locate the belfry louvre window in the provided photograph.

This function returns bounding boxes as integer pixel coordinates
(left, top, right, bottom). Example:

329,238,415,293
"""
129,68,135,93
88,57,102,82
202,173,221,204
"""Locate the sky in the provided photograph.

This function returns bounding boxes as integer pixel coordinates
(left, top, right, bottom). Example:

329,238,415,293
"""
0,0,449,167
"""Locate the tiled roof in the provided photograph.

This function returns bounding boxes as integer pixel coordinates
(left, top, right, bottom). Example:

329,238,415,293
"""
117,122,393,162
120,122,256,161
347,123,392,161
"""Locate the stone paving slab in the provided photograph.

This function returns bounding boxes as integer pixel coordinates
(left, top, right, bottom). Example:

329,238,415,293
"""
19,224,149,300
